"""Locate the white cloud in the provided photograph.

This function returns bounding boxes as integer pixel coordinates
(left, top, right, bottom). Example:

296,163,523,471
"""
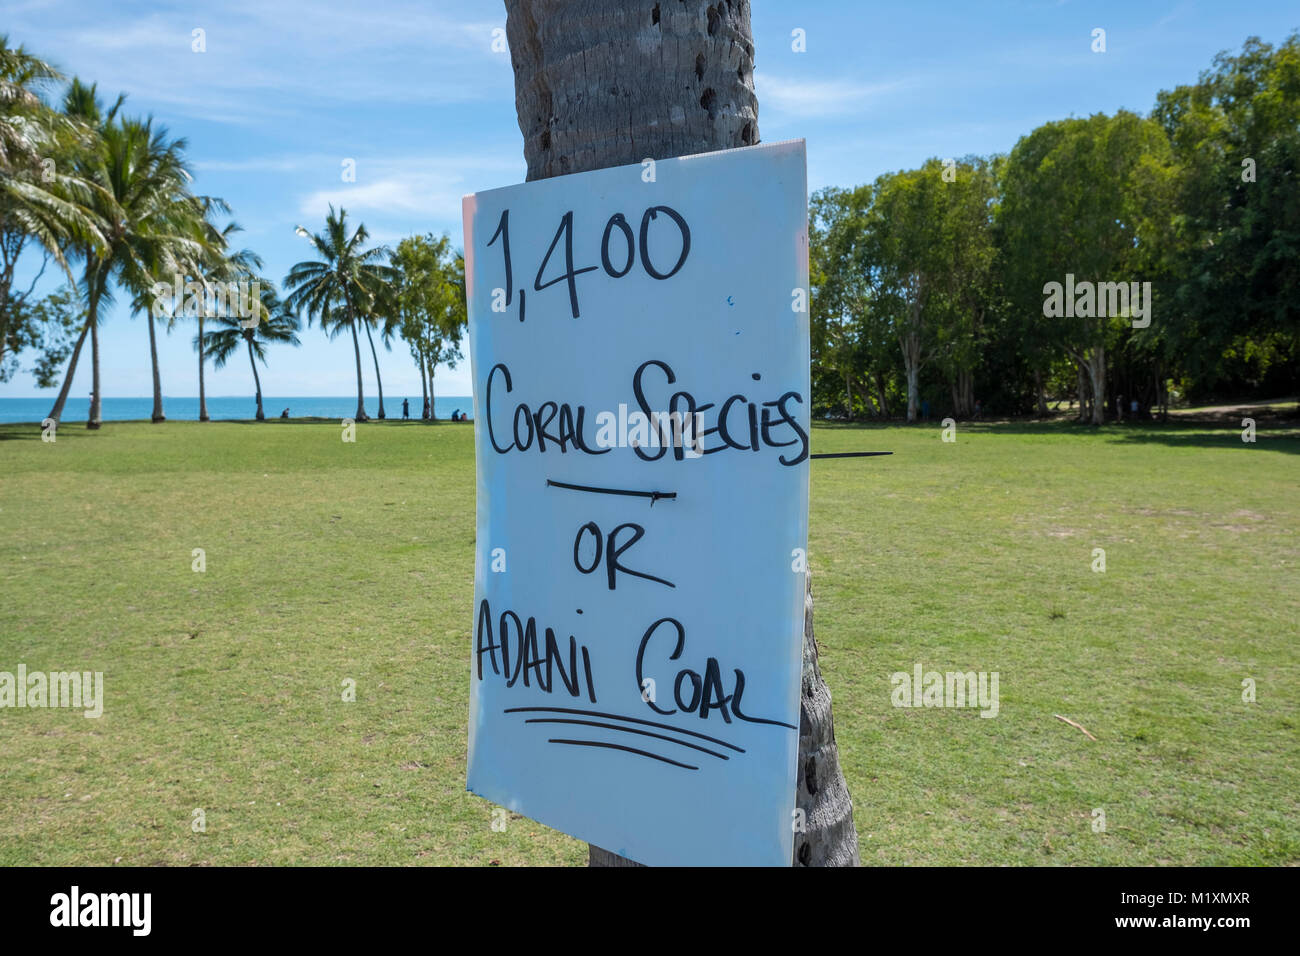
296,153,523,222
756,73,907,117
8,0,515,125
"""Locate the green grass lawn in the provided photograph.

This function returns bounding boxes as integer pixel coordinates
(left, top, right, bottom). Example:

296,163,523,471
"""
1,415,1296,866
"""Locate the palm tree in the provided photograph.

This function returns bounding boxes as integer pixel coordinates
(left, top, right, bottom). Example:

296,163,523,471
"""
201,283,300,420
135,150,214,424
44,80,122,428
132,193,217,423
359,303,392,419
502,0,858,867
187,212,257,421
46,83,203,429
283,206,395,422
0,37,107,375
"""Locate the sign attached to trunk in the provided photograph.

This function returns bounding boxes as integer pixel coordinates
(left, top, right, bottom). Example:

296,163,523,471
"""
461,140,809,866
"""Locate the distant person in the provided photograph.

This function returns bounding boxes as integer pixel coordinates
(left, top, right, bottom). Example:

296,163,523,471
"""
453,409,462,422
973,399,982,420
402,398,410,419
921,399,930,420
280,408,289,419
1130,398,1139,417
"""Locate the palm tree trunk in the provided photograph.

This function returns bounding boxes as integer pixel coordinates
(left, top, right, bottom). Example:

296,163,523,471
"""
246,334,265,421
47,290,97,425
147,310,165,422
504,0,858,868
87,303,102,430
506,0,758,180
348,316,367,421
362,320,386,418
198,314,210,421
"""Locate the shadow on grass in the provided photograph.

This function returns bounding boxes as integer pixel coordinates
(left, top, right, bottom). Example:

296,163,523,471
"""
6,416,1291,452
982,418,1299,453
813,415,1300,453
222,416,467,425
1103,427,1300,454
0,424,43,441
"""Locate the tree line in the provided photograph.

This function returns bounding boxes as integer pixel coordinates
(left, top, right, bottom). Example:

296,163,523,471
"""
811,33,1299,423
5,32,1296,429
0,35,467,426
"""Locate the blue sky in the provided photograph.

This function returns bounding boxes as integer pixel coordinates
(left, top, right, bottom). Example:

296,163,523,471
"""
3,0,1297,401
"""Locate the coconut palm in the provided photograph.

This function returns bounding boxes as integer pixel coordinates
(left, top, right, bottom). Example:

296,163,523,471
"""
283,206,396,422
359,300,395,420
502,0,858,867
131,191,222,423
0,37,108,374
201,282,300,421
44,80,121,428
183,211,256,421
46,83,203,428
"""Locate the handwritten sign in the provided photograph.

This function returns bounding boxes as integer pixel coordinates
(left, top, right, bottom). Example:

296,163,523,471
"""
462,140,809,866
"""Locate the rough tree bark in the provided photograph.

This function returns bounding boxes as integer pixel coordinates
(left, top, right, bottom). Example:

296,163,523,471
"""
505,0,759,182
503,0,859,868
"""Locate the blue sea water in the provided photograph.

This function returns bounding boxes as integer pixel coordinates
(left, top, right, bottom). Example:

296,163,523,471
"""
0,395,474,424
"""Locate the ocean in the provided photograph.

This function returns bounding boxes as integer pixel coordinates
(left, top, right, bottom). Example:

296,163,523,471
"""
0,395,475,424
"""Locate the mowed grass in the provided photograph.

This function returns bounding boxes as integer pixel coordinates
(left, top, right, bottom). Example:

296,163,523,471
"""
0,415,1296,866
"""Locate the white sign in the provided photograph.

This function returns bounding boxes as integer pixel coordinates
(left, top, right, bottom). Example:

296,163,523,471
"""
462,140,810,866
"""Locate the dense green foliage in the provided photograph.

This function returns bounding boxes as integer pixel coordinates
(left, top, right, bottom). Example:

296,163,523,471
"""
811,34,1300,422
